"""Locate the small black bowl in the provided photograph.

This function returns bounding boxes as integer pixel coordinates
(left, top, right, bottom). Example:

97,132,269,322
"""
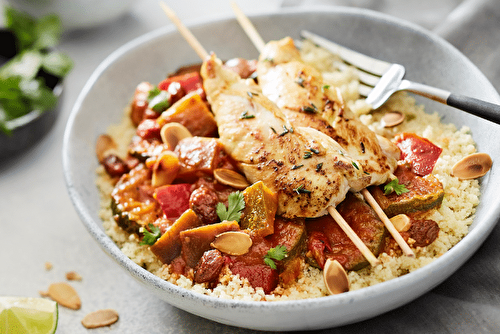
0,29,63,160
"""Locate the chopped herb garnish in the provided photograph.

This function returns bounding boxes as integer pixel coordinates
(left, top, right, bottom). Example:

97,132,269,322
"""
0,6,73,135
316,163,323,172
302,106,316,113
384,178,409,195
296,76,305,87
216,191,245,222
240,110,255,119
321,84,331,92
148,88,171,113
304,151,313,159
278,125,290,137
270,126,277,134
364,171,371,175
264,245,288,269
247,91,258,98
352,161,359,170
139,224,161,246
292,164,304,170
294,184,311,194
301,103,319,114
310,148,320,154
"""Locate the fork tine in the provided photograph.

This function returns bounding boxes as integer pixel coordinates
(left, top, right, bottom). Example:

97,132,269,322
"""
300,30,392,76
358,84,372,97
296,39,379,92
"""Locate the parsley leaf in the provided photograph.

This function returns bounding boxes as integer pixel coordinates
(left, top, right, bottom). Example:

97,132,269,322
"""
139,224,161,245
0,6,73,135
216,191,245,222
264,245,288,269
384,178,409,195
42,52,74,77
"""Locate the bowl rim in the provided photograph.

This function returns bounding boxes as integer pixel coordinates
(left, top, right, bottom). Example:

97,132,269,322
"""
63,4,500,327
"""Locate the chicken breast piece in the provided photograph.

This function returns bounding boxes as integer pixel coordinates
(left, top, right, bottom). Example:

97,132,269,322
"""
257,37,399,187
201,54,368,218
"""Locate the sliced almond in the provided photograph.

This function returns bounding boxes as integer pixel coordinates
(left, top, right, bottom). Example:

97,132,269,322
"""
151,152,180,187
46,282,81,310
66,271,83,281
323,259,349,295
390,214,411,232
214,168,250,190
95,134,117,162
160,122,192,151
210,231,252,255
81,309,119,329
381,111,405,127
451,152,493,180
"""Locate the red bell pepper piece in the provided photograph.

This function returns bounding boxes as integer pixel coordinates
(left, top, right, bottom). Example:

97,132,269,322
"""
154,183,192,219
158,72,203,94
395,132,442,176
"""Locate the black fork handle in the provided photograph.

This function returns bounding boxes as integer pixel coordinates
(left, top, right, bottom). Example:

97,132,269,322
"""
447,94,500,125
404,80,500,125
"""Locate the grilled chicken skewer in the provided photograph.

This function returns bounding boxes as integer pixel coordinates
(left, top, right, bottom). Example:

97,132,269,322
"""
257,37,399,186
160,2,381,266
202,54,367,218
231,4,414,257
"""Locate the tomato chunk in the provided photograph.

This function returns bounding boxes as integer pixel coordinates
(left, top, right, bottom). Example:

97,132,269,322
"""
230,262,279,294
395,132,442,176
154,183,192,219
136,119,161,140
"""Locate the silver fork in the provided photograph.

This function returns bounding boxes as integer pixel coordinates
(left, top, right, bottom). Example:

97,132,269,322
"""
300,30,500,125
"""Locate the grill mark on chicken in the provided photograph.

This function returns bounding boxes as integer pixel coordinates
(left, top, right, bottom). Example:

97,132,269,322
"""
201,54,368,218
257,37,399,187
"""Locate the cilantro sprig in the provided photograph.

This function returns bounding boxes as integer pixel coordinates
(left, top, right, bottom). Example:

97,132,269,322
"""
383,178,409,195
139,223,161,246
216,191,245,223
264,245,288,269
0,6,73,135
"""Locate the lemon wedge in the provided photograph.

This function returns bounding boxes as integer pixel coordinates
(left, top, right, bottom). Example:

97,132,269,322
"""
0,297,58,334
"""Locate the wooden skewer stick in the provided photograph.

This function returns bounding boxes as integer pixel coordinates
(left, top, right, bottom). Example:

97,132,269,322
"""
327,207,380,267
231,1,414,259
361,189,414,257
230,1,266,53
233,1,381,267
159,2,209,60
161,1,381,267
232,2,381,267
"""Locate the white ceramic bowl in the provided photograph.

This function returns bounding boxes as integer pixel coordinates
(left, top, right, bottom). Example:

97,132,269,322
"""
63,7,500,331
5,0,137,30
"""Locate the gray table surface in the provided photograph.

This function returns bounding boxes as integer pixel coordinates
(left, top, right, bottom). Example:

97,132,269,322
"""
1,0,500,333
